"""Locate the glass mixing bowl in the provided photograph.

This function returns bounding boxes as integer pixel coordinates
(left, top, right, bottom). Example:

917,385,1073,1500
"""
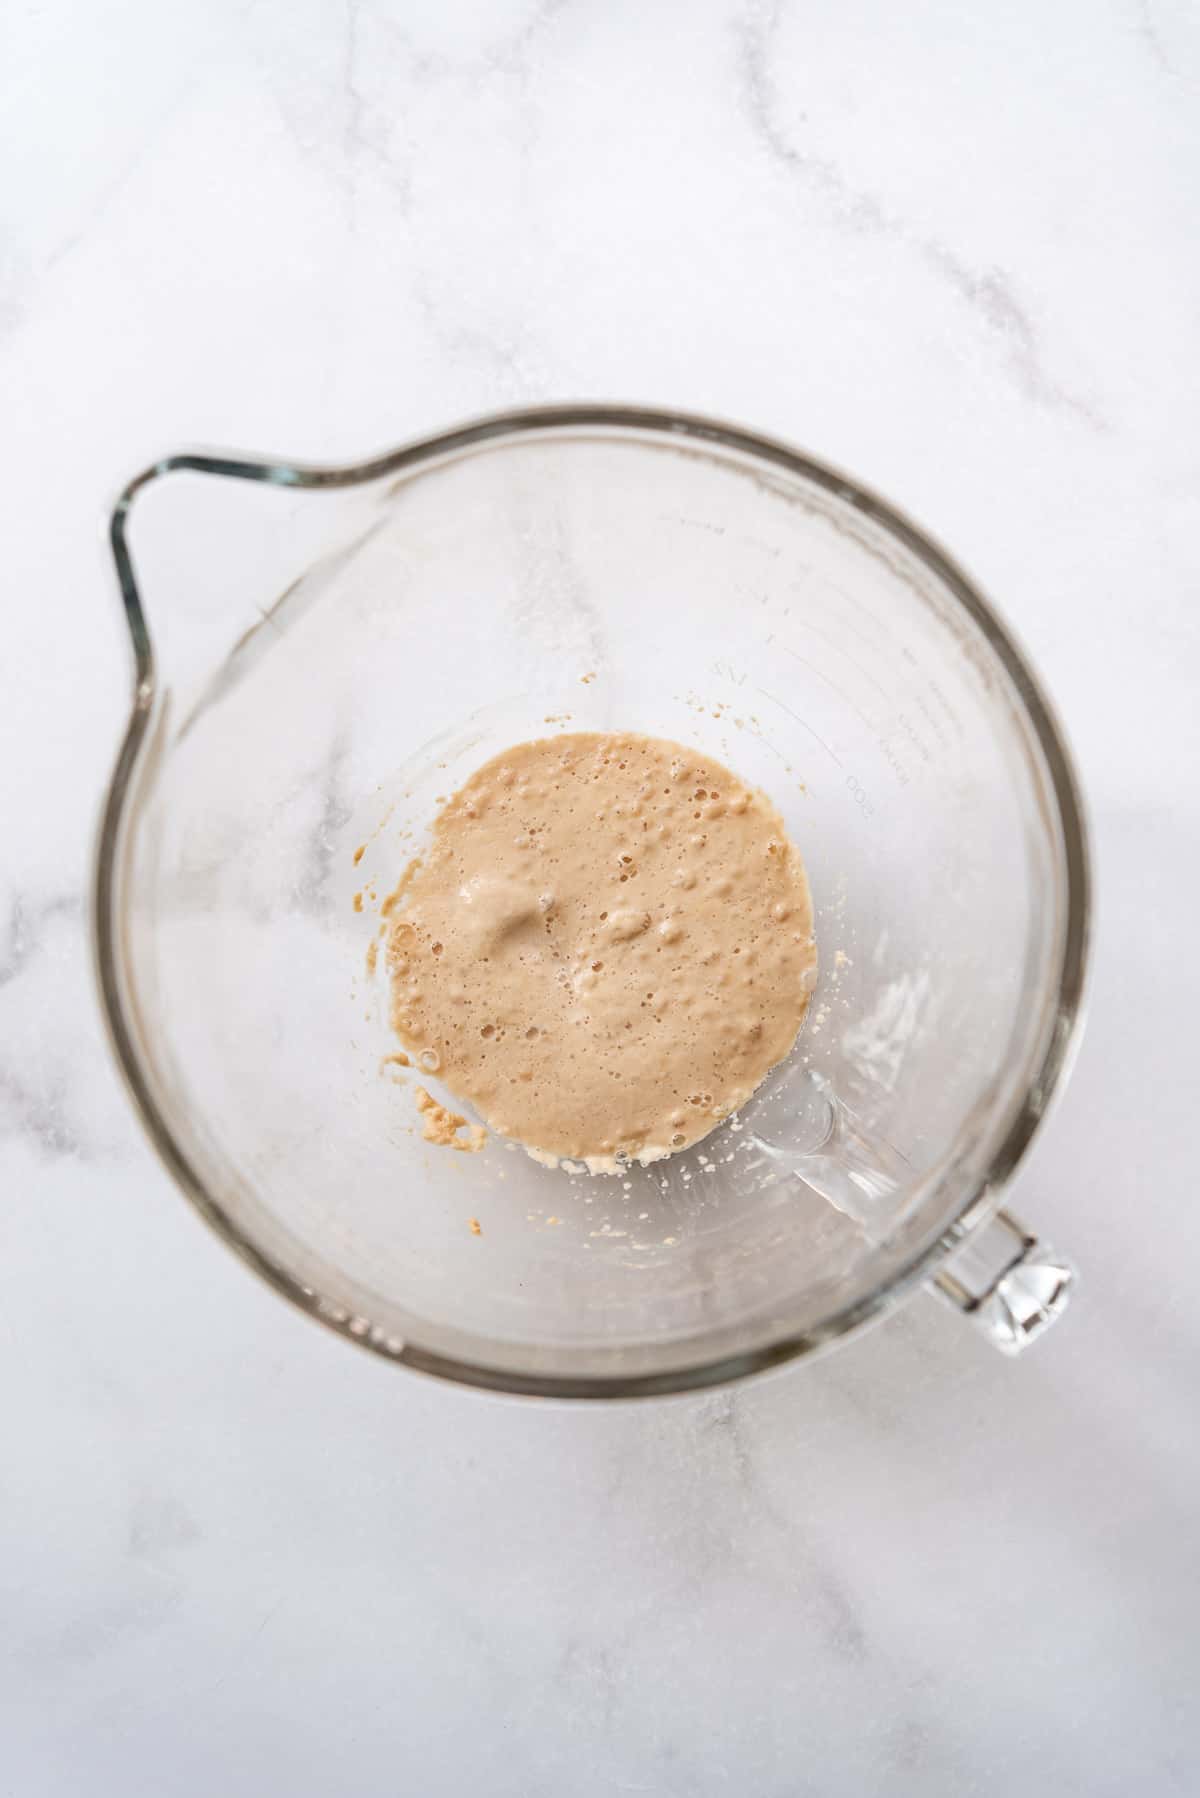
95,406,1089,1395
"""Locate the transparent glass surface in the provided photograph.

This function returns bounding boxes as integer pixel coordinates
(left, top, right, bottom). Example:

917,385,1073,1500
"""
96,409,1088,1394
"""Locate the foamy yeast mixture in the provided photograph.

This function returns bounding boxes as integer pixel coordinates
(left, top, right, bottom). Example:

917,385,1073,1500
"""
384,733,817,1170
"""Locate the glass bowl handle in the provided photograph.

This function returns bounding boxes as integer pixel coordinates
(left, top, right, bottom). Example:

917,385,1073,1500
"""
929,1207,1076,1355
748,1071,1075,1357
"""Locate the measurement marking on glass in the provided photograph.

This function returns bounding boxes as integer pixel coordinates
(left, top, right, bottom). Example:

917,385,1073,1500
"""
775,642,880,733
802,603,892,663
845,773,875,818
755,688,844,768
798,577,895,648
786,615,892,702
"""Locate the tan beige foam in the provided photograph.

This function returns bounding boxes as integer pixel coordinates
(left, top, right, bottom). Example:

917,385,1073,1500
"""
384,732,817,1170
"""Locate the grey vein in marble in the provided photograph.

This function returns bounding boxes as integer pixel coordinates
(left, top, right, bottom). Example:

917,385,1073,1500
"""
379,0,570,84
0,892,80,990
737,0,1104,427
0,894,85,1153
697,1391,869,1661
0,891,134,1163
1135,0,1172,73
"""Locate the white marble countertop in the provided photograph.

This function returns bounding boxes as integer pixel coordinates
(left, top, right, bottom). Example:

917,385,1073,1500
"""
4,3,1199,1791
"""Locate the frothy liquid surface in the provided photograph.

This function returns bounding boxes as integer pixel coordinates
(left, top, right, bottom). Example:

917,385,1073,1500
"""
385,733,817,1169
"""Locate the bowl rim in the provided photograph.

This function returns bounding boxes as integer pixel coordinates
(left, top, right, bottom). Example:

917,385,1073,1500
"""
93,402,1091,1397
